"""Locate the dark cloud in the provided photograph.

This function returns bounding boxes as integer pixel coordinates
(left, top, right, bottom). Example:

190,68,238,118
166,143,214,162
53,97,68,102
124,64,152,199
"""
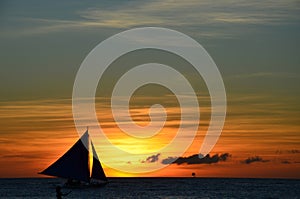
161,153,231,165
287,150,300,154
281,160,290,164
276,149,300,154
242,156,269,164
142,153,161,163
161,157,177,164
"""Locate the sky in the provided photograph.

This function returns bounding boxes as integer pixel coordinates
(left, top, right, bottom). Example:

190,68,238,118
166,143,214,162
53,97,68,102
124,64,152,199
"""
0,0,299,178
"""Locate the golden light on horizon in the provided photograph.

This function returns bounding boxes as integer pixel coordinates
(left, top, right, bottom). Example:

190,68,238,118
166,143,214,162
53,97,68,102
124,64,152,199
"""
0,92,299,178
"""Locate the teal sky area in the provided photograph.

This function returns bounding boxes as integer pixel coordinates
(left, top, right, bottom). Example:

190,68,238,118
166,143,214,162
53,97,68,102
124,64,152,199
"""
0,0,299,101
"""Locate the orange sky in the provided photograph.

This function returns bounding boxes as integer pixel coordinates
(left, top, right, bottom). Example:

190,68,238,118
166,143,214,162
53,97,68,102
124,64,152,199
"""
0,93,299,178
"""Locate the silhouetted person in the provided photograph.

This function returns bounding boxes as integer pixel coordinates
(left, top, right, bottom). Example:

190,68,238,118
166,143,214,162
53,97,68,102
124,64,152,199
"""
192,172,196,177
56,186,71,199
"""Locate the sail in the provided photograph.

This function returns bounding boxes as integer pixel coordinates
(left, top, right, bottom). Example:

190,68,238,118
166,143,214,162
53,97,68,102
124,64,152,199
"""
91,141,107,181
39,131,90,182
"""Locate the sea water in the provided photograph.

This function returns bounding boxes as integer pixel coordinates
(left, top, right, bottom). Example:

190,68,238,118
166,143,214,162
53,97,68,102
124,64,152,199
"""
0,178,299,198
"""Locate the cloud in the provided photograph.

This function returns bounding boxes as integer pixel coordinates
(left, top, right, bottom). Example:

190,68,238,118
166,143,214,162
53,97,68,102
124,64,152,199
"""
79,0,300,28
162,153,230,165
0,98,74,134
141,153,161,163
228,72,300,79
2,0,299,37
0,151,47,160
242,156,269,164
161,157,178,165
287,150,300,154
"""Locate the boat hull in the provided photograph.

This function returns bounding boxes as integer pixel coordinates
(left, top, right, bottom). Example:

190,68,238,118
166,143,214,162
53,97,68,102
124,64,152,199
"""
63,180,108,188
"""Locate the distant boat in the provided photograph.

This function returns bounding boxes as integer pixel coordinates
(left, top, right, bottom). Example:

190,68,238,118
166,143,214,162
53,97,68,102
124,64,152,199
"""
39,130,108,187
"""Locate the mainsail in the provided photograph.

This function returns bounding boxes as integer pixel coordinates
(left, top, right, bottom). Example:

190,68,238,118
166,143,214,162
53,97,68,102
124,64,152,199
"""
39,130,107,184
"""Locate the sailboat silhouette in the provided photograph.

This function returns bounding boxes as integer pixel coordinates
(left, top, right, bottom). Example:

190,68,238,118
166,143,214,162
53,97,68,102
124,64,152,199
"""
39,130,108,187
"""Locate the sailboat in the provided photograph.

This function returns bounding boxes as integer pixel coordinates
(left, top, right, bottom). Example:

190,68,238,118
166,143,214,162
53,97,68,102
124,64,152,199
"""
39,130,108,187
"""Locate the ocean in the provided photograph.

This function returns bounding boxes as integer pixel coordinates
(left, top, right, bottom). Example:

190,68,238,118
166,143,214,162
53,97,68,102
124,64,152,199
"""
0,178,299,198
